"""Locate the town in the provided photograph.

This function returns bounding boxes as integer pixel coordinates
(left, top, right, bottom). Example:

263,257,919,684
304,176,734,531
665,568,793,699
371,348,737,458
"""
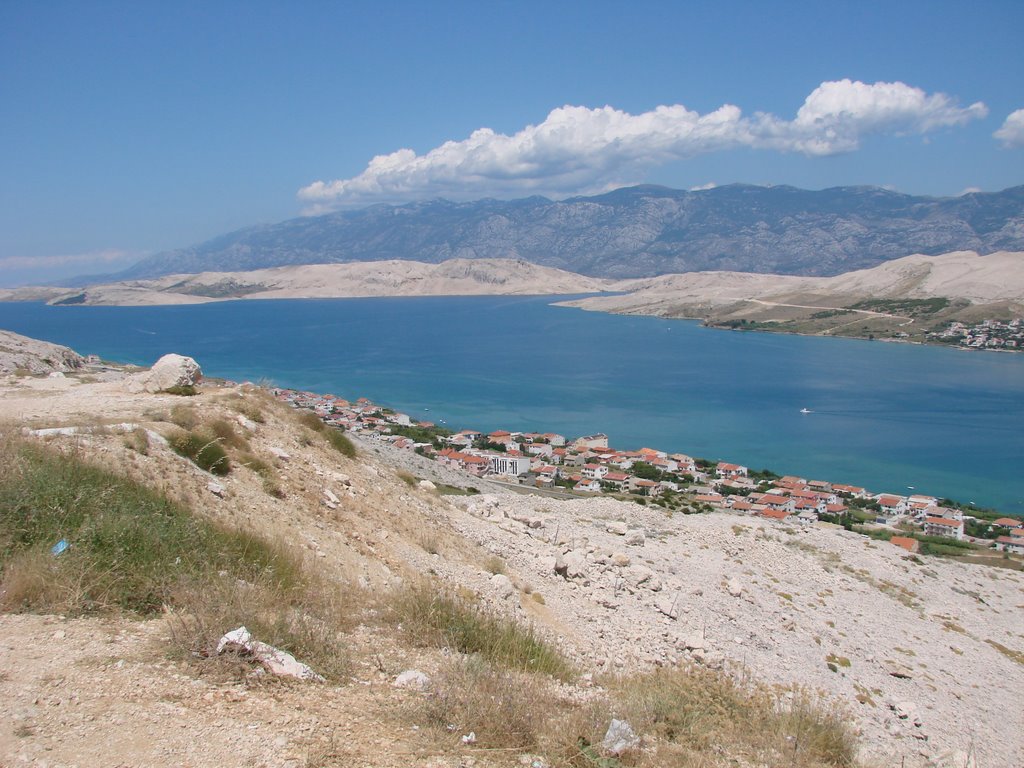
929,318,1024,350
274,387,1024,560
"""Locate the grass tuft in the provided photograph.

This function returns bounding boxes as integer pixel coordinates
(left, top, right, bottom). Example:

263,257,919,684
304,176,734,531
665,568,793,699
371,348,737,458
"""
324,428,356,458
388,582,574,681
169,429,231,475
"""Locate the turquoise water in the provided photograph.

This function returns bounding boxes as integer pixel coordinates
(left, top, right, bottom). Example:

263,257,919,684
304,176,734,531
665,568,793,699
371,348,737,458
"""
2,296,1022,515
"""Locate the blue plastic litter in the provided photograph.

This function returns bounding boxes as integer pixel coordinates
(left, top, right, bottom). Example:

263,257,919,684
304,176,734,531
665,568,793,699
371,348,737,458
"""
51,539,69,556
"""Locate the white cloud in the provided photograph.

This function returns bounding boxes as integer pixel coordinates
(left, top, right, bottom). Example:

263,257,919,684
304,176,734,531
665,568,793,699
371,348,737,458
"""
689,182,718,191
994,109,1024,148
959,186,982,196
299,79,987,211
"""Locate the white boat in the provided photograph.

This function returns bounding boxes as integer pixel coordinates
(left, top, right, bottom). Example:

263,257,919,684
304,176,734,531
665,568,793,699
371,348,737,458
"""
800,408,812,414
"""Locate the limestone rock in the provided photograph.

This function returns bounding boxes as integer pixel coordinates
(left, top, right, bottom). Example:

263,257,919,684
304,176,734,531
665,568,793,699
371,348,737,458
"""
726,577,744,597
216,626,323,682
624,529,645,546
601,719,639,755
393,670,431,690
605,521,628,536
654,592,682,620
126,353,202,394
491,573,515,599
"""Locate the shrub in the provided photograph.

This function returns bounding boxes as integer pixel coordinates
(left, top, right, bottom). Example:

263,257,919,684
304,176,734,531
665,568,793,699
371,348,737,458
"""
161,384,197,396
206,418,250,451
296,410,326,433
170,430,231,476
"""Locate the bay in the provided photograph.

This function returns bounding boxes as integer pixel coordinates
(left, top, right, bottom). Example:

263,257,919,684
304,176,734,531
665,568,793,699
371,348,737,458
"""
2,295,1022,515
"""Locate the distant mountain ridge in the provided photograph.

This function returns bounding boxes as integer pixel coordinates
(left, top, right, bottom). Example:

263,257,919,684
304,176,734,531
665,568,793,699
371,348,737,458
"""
118,183,1024,280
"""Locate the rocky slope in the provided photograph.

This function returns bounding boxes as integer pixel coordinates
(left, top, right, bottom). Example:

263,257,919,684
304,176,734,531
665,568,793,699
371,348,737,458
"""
0,341,1021,768
113,184,1024,281
0,329,85,374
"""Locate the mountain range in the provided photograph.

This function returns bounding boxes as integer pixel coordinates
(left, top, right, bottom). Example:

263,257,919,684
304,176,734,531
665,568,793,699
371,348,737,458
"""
117,183,1024,281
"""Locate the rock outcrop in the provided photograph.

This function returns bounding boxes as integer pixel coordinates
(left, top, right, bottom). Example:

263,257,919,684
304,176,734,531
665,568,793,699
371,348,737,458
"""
0,329,85,374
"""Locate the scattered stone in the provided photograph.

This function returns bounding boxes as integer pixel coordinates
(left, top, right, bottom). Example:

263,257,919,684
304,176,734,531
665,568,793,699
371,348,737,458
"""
726,577,744,597
624,529,645,546
681,631,705,652
393,670,431,690
610,553,631,568
601,718,639,755
236,414,259,432
207,481,226,498
323,488,340,505
268,446,291,462
885,661,914,679
461,731,477,745
605,521,628,536
491,573,515,599
654,592,681,620
418,479,437,491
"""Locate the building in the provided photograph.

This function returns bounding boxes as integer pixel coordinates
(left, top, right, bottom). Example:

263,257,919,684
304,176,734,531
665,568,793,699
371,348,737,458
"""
488,454,532,477
923,516,964,540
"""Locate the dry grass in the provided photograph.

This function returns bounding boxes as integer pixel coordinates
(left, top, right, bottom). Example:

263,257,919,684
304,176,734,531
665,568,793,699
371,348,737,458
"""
122,426,150,455
388,582,574,681
166,570,357,682
599,665,857,767
416,655,555,749
169,403,200,430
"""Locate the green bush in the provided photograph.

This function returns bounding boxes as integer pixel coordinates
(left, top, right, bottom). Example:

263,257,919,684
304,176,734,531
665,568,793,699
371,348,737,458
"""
170,430,231,476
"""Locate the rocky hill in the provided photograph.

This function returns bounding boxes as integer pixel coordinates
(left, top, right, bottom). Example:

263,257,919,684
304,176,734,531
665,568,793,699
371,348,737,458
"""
114,184,1024,281
560,250,1024,344
1,338,1022,768
23,258,613,307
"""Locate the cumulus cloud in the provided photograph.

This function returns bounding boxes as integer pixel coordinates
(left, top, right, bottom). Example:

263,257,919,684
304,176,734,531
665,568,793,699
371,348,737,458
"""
994,109,1024,148
689,182,718,191
299,79,987,211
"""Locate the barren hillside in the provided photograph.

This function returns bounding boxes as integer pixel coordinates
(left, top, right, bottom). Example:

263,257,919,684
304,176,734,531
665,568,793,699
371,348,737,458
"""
0,342,1021,768
0,258,614,307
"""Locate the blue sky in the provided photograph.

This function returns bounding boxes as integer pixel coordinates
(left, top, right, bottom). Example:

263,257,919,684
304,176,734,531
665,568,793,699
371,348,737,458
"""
1,0,1022,286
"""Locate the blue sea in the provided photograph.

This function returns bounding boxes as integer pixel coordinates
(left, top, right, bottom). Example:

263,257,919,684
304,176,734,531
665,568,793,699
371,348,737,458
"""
2,296,1023,515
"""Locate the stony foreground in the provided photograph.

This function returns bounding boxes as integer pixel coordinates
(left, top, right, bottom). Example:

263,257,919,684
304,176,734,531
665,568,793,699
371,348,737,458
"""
0,361,1021,768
